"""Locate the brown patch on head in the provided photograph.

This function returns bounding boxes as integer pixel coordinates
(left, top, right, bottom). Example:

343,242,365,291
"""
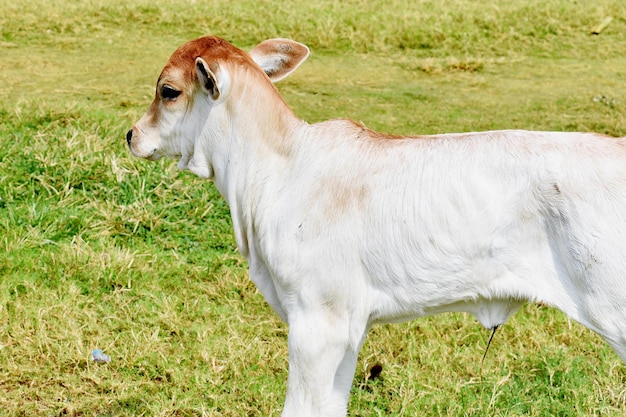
152,37,259,110
145,36,259,128
159,36,253,86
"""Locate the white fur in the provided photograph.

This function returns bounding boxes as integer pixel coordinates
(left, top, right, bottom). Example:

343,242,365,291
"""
128,36,626,417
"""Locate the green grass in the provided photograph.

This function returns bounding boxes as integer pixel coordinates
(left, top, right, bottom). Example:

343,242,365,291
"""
1,0,626,415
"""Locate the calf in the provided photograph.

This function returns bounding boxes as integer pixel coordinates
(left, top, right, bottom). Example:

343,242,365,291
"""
127,36,626,416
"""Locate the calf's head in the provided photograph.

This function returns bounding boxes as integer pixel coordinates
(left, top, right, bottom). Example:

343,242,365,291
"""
126,36,309,178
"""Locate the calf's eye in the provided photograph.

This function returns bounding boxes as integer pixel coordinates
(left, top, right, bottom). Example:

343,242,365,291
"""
161,85,181,101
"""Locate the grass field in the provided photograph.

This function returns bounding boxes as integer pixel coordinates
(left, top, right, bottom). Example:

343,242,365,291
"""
1,0,626,415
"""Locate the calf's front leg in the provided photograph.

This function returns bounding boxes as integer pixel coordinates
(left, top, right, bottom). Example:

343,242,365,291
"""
281,310,364,417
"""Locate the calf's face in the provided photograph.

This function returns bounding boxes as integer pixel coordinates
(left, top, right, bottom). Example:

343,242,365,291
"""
126,42,224,166
126,37,237,176
126,36,309,178
126,69,187,161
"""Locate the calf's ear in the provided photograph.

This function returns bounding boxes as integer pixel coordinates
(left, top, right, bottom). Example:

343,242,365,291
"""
249,38,310,83
195,58,220,100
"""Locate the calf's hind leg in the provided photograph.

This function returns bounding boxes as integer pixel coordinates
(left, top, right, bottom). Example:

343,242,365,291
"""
574,274,626,363
586,304,626,363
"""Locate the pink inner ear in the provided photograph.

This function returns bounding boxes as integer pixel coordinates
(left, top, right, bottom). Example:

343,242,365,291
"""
250,39,310,83
196,58,220,99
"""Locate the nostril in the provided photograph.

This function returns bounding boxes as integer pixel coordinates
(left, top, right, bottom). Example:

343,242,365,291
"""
126,129,133,146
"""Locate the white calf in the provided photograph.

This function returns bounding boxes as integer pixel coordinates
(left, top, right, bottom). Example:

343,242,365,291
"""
127,36,626,416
